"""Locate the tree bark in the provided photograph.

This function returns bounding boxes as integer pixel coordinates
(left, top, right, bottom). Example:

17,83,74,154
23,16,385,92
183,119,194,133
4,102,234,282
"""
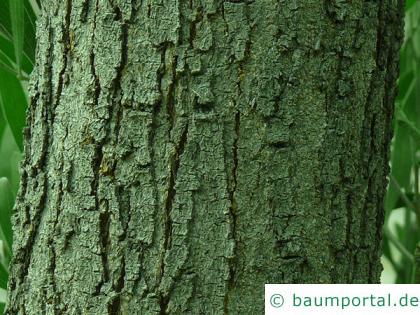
6,0,404,314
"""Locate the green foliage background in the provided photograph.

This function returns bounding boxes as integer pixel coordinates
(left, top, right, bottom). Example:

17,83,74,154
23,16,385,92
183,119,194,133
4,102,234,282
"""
382,0,420,284
0,0,418,311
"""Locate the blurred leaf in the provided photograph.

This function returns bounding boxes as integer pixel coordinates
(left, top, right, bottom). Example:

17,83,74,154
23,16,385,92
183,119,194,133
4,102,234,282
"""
1,0,37,67
0,33,17,76
393,217,420,283
0,287,6,304
0,110,5,146
384,226,414,264
396,71,414,107
386,125,414,212
0,251,8,289
406,0,417,12
23,0,37,64
0,1,12,39
28,0,40,17
394,223,412,283
9,151,21,194
0,68,27,152
395,192,417,210
0,240,9,276
386,24,419,212
9,0,25,76
382,234,398,273
0,31,32,76
386,48,419,213
0,178,13,255
0,127,20,180
395,105,420,142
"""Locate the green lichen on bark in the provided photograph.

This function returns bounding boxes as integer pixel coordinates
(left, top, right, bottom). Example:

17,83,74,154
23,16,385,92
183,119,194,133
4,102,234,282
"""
6,0,404,314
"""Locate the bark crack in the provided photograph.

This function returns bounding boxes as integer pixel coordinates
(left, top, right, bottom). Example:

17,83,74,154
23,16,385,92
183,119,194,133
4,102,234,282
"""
109,258,126,314
89,0,100,106
159,122,189,315
224,109,240,314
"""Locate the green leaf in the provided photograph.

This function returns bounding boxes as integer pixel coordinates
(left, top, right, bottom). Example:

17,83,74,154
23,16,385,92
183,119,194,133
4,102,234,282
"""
23,0,37,64
0,32,16,66
395,104,420,142
0,178,13,255
0,253,9,288
0,110,5,147
0,2,36,75
0,127,19,180
394,192,417,210
28,0,41,17
0,32,21,78
382,233,399,274
0,68,27,152
0,287,6,304
1,0,37,67
386,46,419,213
384,226,414,264
0,240,9,278
0,30,33,76
9,151,22,194
0,1,12,39
406,0,418,12
386,124,414,213
9,0,25,76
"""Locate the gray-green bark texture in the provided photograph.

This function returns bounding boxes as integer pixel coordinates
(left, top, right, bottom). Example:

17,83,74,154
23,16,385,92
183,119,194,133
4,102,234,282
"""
6,0,404,314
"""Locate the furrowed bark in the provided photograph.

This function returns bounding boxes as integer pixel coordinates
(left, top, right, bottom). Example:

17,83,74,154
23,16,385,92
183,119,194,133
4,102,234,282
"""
6,0,404,314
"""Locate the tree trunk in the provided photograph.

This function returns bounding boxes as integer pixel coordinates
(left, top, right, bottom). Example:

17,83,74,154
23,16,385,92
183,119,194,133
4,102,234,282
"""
6,0,404,314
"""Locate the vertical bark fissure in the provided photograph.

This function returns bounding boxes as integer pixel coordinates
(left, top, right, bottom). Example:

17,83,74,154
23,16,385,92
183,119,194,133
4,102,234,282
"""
109,258,126,314
49,125,70,311
89,0,100,107
89,0,106,292
167,53,178,142
36,1,73,308
159,122,189,315
156,4,181,309
92,1,131,306
224,109,240,314
338,14,364,282
53,0,72,117
93,146,108,289
223,1,250,307
353,0,386,283
107,6,131,312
